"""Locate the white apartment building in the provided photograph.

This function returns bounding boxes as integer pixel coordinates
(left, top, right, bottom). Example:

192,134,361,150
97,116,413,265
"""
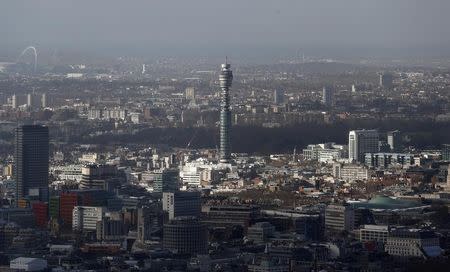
79,153,98,164
359,225,389,243
51,164,83,182
303,142,348,163
88,108,127,121
180,159,227,186
333,163,369,181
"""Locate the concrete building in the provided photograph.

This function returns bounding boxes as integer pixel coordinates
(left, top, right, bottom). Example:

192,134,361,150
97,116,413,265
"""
137,207,151,243
385,229,441,258
79,164,120,190
79,153,98,164
447,164,450,189
0,222,20,250
162,191,202,220
185,87,195,100
27,93,41,109
387,130,401,151
15,125,49,204
180,169,201,186
41,93,47,108
10,257,47,272
379,72,394,89
442,144,450,161
202,205,260,228
137,205,163,243
302,142,347,163
322,86,333,106
364,153,414,168
332,163,369,181
59,190,110,229
130,112,141,124
96,217,124,241
348,129,379,163
51,164,83,181
325,204,355,234
72,206,104,231
180,159,228,186
273,89,284,104
88,108,102,120
87,108,127,121
11,94,27,109
359,225,389,243
248,260,289,272
163,217,208,254
104,108,127,121
247,222,275,244
294,214,323,241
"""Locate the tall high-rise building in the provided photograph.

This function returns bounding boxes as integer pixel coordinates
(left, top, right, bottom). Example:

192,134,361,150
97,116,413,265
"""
153,168,179,193
11,94,17,109
447,165,450,189
185,87,195,101
219,62,233,163
137,205,163,243
162,191,201,220
273,89,284,104
379,72,394,89
11,94,27,109
41,93,47,108
348,130,379,163
27,93,41,109
15,125,49,204
387,130,401,151
163,217,208,254
322,86,333,106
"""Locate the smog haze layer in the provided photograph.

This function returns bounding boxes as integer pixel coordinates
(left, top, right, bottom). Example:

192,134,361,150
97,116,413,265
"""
1,0,450,60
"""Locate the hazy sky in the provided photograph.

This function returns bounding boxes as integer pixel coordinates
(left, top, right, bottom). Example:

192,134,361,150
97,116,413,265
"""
2,0,450,58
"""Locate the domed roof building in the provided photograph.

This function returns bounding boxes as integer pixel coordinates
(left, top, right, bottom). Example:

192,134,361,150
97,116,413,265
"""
351,195,425,210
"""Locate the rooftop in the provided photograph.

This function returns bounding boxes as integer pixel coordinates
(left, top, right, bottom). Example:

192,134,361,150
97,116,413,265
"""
350,195,424,210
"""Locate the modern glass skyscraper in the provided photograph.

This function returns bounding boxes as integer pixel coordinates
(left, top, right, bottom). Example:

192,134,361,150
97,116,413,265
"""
273,89,284,104
14,125,49,205
322,86,333,107
153,168,179,193
348,129,379,163
219,62,233,163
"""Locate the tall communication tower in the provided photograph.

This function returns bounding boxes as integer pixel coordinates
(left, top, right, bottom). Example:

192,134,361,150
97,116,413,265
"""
219,60,233,163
